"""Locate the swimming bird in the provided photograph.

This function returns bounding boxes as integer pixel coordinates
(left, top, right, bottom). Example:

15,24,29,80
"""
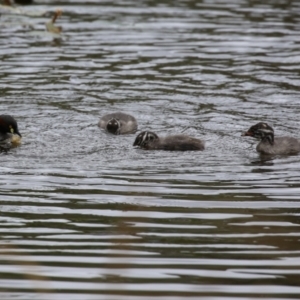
3,0,33,5
14,0,33,5
98,112,138,135
133,131,205,151
0,115,22,150
242,122,300,155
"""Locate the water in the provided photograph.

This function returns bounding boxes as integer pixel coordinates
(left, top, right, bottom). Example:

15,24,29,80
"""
1,0,300,299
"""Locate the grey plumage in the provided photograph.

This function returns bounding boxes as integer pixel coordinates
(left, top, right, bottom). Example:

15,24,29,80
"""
242,122,300,155
98,112,138,135
133,131,205,151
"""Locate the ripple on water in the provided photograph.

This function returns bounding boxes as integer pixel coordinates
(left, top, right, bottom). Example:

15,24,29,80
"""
1,0,300,299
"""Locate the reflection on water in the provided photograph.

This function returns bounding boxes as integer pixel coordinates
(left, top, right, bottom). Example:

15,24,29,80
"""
1,0,300,299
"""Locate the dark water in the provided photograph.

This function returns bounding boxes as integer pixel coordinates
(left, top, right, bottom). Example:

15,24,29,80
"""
1,0,300,299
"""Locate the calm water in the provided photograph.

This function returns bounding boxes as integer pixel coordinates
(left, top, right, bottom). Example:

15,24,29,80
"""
1,0,300,299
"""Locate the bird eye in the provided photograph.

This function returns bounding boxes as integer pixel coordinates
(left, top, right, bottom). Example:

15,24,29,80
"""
9,126,14,134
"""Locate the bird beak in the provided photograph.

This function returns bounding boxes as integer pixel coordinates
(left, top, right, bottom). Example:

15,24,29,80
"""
15,130,22,138
242,131,252,137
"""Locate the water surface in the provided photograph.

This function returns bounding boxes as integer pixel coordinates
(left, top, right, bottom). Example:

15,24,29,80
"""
1,0,300,299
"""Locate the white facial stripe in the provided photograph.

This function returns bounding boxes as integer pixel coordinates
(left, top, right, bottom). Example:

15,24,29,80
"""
107,119,120,127
260,128,273,135
110,118,119,124
142,132,148,145
116,120,121,133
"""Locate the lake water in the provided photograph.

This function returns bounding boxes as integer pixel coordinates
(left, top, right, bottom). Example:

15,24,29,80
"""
1,0,300,299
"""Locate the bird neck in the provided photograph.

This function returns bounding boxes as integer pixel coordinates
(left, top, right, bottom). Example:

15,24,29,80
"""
262,132,274,145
